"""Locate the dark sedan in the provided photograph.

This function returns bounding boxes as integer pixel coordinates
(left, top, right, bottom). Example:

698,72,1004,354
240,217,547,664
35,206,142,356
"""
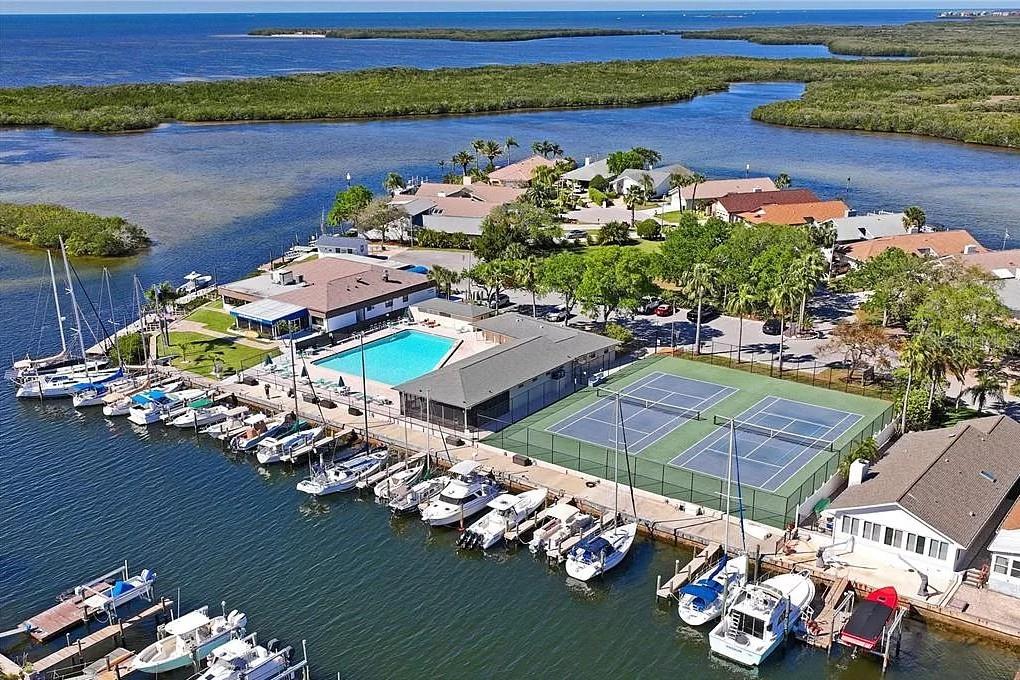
687,306,721,324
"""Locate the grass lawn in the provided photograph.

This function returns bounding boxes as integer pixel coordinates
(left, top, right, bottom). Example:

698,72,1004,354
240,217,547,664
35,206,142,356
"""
658,210,682,224
581,238,661,255
185,302,237,334
158,331,278,378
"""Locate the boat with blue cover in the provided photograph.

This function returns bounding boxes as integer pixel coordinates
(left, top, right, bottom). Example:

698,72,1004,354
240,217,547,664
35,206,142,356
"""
678,554,749,626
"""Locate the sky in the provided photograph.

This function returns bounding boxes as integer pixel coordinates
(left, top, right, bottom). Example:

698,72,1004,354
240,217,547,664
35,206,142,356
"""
0,0,1008,13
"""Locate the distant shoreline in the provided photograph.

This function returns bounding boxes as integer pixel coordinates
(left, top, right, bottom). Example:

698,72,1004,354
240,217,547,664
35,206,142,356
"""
246,28,683,42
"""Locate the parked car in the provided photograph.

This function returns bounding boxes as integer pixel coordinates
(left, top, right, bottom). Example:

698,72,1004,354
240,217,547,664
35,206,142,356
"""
687,305,721,324
563,229,588,241
654,304,674,317
545,306,568,322
762,318,783,335
488,293,512,309
637,297,661,315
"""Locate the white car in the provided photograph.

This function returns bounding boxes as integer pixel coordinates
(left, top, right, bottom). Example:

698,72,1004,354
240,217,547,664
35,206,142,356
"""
545,306,568,322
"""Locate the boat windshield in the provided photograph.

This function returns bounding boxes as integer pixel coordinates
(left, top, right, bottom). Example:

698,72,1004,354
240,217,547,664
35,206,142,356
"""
733,611,766,639
437,494,465,506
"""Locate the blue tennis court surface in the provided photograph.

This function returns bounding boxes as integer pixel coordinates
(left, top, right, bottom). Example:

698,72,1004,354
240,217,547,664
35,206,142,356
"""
669,396,863,492
545,372,737,454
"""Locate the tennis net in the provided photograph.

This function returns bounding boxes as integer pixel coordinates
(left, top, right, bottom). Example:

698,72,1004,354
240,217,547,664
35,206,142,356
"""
596,389,702,421
712,414,835,451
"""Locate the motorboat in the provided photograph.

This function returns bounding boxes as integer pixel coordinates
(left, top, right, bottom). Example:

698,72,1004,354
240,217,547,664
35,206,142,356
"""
256,426,323,465
16,368,122,399
177,271,213,296
678,554,749,627
132,605,247,674
564,521,637,581
202,411,263,441
708,571,815,667
80,568,156,616
230,415,296,452
458,489,548,550
167,400,242,429
527,503,589,555
195,633,296,680
296,450,388,496
419,460,502,527
372,463,426,502
839,586,900,652
127,388,206,425
388,475,450,516
103,382,181,417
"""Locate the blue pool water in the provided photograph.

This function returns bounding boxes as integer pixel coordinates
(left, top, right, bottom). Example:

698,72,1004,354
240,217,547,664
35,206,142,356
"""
313,330,455,385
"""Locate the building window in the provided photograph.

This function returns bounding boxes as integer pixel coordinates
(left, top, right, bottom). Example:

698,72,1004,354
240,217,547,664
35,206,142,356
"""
907,533,926,555
883,527,903,548
403,295,409,302
385,300,394,308
927,539,948,561
850,517,859,536
993,556,1009,574
841,516,852,534
367,305,374,311
1011,560,1020,579
862,521,882,542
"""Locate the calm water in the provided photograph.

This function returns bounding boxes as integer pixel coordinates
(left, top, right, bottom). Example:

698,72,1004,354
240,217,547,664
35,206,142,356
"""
2,10,1020,680
0,10,938,86
313,330,456,384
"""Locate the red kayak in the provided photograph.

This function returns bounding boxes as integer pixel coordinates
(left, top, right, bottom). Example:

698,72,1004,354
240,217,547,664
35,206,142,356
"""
840,586,899,650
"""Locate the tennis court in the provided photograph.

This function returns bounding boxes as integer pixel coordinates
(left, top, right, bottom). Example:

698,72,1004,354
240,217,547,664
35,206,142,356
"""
668,396,863,492
545,371,737,454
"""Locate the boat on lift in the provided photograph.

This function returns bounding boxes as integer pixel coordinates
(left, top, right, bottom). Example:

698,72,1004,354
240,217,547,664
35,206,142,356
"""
527,503,591,555
839,586,900,652
419,461,502,527
79,568,157,617
127,388,207,425
458,489,548,550
168,401,247,429
202,411,263,441
230,415,297,452
132,605,247,674
372,462,426,501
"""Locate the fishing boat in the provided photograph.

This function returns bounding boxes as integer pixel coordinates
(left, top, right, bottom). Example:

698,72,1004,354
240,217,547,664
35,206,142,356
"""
195,633,298,680
708,571,815,667
127,389,206,425
839,587,900,652
372,463,426,501
169,402,247,429
103,382,181,417
230,415,296,452
528,504,593,555
256,426,322,465
458,489,548,550
132,605,247,674
176,271,213,296
564,521,638,581
388,475,450,515
296,450,388,496
419,461,502,527
678,555,749,627
79,568,157,617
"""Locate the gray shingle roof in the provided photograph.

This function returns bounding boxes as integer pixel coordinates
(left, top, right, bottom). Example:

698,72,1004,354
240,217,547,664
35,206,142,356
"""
562,159,612,182
414,298,493,320
831,416,1020,547
394,313,617,408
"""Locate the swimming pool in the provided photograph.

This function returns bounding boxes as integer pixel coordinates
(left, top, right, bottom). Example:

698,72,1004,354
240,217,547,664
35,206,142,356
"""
313,330,456,385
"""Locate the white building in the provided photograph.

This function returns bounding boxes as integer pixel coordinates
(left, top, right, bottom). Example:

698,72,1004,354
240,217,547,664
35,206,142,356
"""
314,234,369,257
827,416,1020,575
988,499,1020,597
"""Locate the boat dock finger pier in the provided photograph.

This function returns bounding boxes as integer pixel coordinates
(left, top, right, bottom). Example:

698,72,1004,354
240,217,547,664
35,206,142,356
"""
655,543,721,601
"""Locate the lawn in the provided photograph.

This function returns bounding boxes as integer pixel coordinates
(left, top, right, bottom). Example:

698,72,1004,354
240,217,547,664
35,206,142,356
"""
657,211,682,224
185,301,237,334
580,238,661,255
158,331,278,378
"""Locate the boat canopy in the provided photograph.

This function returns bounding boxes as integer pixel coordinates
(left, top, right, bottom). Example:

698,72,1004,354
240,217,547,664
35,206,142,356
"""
542,504,579,521
109,580,136,597
449,460,481,477
580,536,615,558
679,580,724,607
188,398,214,409
164,609,212,636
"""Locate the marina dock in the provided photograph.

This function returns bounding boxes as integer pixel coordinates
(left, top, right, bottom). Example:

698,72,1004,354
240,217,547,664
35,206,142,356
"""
655,543,721,600
32,600,172,672
802,575,851,650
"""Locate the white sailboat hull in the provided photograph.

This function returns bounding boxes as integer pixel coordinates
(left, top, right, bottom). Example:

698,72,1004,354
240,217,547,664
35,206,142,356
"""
564,522,637,581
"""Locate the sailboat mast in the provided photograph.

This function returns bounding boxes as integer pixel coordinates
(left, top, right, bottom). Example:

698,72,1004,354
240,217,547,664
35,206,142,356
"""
613,393,621,520
47,250,67,354
58,237,89,378
725,420,734,553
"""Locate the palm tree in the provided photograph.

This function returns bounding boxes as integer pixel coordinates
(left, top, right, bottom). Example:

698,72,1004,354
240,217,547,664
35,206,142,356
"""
726,284,758,364
470,139,487,167
966,367,1006,413
670,172,705,211
791,250,827,332
531,140,551,158
897,336,927,432
451,150,474,177
639,173,655,198
516,256,544,318
382,172,405,194
768,275,797,374
504,136,518,164
624,185,647,226
903,205,926,232
478,140,503,171
427,265,460,297
548,143,564,159
680,261,719,354
775,172,792,189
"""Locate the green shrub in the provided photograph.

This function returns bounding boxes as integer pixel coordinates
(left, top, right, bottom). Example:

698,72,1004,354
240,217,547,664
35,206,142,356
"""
636,218,662,240
603,322,634,345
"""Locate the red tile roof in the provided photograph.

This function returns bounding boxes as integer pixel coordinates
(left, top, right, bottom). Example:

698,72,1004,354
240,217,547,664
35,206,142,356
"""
738,200,849,226
845,230,987,262
715,188,819,214
487,155,556,183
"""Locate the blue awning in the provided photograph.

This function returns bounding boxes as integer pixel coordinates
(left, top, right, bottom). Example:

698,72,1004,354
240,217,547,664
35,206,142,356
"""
678,581,723,605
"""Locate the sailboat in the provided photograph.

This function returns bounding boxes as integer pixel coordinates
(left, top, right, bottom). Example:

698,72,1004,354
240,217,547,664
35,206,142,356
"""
8,251,72,381
678,421,749,627
564,390,638,581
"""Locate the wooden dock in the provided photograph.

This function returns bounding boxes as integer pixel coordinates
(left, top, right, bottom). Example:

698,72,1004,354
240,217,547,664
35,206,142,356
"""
32,600,172,673
79,647,136,680
26,587,108,642
803,575,851,650
656,543,722,600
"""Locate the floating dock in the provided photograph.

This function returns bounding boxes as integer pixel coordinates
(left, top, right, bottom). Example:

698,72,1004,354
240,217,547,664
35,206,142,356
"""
32,599,172,673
